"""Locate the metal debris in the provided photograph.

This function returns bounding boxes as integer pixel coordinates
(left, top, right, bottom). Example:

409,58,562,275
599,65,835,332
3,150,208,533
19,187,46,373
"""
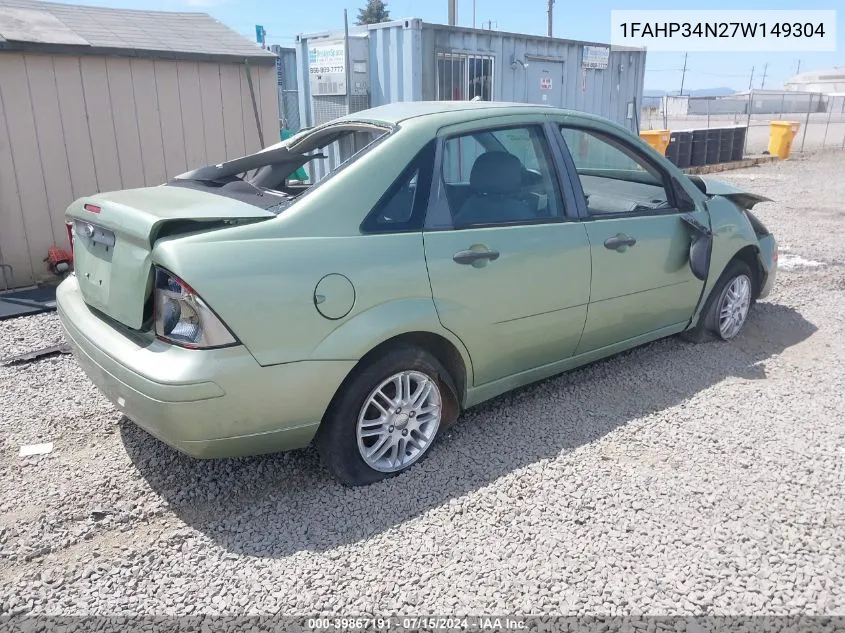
1,343,71,367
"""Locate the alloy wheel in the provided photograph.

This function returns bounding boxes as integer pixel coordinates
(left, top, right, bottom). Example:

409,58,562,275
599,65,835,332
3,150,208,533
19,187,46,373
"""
356,371,442,473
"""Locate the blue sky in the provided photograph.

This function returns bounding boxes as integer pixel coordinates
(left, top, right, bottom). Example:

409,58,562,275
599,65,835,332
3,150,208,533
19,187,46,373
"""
48,0,843,91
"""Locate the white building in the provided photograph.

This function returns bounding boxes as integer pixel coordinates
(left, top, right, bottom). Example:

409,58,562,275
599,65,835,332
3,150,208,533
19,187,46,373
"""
785,68,845,93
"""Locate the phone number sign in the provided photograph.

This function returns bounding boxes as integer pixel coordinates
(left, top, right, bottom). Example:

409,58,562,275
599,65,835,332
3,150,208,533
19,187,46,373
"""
308,42,347,95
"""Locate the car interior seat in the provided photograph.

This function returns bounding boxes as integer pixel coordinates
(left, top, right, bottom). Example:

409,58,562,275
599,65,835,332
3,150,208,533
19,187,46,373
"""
454,151,532,227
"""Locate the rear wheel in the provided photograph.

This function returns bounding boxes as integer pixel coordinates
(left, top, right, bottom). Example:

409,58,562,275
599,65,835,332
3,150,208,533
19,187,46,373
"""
317,345,459,486
682,259,754,343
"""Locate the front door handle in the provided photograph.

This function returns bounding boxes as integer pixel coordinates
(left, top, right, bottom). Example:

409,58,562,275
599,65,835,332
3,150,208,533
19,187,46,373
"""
604,234,637,251
453,248,500,266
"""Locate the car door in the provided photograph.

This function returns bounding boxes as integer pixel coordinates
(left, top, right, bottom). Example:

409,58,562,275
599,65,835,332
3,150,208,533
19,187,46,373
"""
422,119,591,387
554,125,707,354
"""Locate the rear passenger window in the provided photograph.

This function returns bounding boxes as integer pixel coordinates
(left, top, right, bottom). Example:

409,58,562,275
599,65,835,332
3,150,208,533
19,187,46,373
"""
438,126,563,229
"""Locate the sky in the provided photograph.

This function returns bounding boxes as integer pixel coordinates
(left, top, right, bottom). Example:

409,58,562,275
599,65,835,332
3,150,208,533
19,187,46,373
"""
44,0,844,92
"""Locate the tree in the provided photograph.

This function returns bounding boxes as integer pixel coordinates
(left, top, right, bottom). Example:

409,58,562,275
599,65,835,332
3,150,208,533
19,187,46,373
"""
356,0,390,25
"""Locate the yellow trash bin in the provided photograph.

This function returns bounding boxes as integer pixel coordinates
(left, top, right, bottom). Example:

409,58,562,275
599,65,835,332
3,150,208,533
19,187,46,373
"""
640,129,671,156
768,121,800,159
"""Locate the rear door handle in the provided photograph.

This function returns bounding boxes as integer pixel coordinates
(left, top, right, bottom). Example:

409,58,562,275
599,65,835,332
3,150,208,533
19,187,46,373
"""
604,235,637,251
453,249,500,265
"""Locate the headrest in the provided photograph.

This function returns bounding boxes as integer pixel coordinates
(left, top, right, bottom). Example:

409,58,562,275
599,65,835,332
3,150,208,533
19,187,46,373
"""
469,151,522,195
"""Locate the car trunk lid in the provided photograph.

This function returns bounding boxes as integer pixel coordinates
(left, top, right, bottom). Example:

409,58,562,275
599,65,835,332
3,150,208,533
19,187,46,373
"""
67,186,274,329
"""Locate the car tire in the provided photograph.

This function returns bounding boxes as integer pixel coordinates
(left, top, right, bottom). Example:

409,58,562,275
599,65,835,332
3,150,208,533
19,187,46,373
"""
682,259,755,343
316,345,459,486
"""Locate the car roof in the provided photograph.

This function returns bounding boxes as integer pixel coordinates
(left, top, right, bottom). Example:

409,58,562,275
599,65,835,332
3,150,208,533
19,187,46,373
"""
336,101,584,125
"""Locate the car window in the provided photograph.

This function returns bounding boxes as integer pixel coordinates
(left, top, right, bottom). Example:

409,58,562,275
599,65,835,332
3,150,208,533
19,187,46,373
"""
439,125,564,229
361,141,435,233
559,127,673,216
365,169,419,228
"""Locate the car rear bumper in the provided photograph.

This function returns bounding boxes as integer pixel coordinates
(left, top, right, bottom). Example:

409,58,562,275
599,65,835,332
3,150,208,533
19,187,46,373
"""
56,276,355,458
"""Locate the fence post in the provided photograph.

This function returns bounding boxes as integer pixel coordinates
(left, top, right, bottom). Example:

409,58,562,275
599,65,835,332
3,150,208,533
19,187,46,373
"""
707,98,711,128
800,93,814,153
823,96,833,147
744,90,753,156
779,93,785,118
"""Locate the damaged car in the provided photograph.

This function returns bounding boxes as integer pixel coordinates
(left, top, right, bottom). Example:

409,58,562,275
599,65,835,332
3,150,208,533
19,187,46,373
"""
57,102,777,485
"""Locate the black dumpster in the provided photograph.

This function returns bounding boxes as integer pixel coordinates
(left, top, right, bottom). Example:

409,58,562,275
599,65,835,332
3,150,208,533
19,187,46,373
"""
719,128,734,163
691,129,709,166
731,126,747,161
666,130,693,168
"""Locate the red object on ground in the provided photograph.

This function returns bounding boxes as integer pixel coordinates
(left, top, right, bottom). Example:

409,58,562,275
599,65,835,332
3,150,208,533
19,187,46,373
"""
46,245,73,275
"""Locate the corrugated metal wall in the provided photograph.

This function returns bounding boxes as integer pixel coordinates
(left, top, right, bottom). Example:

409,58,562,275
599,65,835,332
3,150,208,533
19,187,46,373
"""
0,52,278,288
368,19,423,105
420,24,646,132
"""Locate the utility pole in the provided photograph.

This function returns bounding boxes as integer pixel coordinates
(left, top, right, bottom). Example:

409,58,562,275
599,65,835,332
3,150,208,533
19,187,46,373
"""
344,9,351,113
472,0,476,29
448,0,456,26
748,66,755,91
796,59,802,74
760,62,768,89
679,52,688,96
547,0,554,37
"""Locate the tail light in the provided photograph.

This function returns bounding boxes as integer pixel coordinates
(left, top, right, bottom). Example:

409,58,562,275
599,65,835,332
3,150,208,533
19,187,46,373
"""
153,268,238,349
66,221,74,255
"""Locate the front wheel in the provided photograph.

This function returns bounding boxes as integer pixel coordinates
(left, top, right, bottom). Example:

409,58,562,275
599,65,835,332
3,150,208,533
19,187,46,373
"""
682,259,754,343
316,345,459,486
714,270,753,340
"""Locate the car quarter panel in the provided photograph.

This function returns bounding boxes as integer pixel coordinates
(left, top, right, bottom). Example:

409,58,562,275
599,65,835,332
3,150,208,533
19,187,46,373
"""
153,232,459,369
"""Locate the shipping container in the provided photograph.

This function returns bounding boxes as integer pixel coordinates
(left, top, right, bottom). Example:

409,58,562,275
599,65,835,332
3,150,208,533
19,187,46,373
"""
295,19,646,181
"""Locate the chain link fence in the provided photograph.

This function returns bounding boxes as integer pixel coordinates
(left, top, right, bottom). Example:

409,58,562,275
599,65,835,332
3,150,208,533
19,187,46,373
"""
641,90,845,156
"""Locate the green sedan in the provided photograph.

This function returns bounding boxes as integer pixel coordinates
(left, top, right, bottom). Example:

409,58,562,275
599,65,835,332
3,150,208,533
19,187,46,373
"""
57,102,777,486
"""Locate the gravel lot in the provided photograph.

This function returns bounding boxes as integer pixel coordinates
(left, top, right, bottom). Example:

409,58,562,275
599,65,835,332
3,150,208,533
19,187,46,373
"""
1,151,844,619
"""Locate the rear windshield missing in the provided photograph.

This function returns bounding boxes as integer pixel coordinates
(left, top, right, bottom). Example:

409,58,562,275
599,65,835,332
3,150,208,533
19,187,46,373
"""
166,122,393,212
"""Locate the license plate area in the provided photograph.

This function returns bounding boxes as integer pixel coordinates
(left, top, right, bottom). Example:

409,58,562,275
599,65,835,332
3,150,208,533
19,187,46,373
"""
73,220,116,307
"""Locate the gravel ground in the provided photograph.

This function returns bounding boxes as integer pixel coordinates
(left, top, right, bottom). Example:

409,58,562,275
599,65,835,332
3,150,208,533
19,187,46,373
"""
1,151,844,619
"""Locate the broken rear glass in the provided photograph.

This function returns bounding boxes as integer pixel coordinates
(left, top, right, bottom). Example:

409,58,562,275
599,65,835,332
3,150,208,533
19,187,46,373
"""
167,122,393,213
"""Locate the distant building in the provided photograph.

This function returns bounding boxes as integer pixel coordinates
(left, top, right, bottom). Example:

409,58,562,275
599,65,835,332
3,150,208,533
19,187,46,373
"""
785,68,845,93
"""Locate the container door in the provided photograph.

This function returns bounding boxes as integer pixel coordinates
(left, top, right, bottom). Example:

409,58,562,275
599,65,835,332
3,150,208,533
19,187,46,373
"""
526,61,564,107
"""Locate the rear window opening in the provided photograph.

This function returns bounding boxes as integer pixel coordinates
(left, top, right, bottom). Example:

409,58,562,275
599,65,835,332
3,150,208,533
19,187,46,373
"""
168,122,392,214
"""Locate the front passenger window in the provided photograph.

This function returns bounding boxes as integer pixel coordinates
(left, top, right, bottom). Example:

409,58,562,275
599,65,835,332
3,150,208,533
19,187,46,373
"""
440,126,563,229
560,127,673,216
